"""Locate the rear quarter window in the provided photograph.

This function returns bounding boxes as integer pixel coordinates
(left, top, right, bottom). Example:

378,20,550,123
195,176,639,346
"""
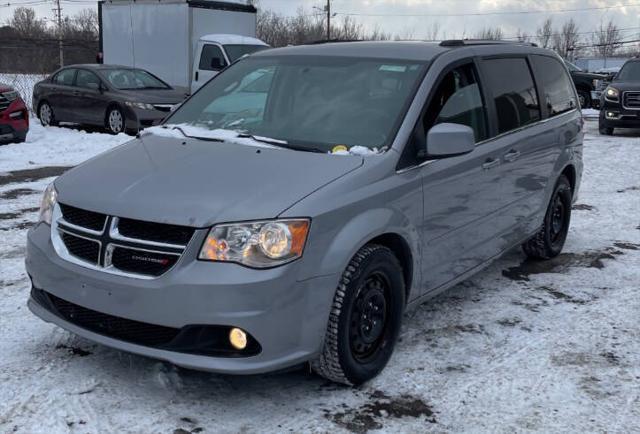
481,57,541,135
531,55,577,117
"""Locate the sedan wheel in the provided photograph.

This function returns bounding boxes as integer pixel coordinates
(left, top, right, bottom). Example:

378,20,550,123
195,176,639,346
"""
107,108,125,134
39,103,54,127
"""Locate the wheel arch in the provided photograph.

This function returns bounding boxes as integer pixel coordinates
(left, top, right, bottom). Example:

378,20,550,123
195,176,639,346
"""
561,164,577,196
311,208,420,302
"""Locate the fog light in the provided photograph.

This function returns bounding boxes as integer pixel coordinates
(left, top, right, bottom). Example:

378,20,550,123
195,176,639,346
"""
229,327,247,350
606,112,617,119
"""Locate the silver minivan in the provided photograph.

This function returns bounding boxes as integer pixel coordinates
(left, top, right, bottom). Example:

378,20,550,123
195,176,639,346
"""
27,40,583,385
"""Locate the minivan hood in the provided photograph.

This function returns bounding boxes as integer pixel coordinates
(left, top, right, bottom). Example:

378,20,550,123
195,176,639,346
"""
55,135,363,227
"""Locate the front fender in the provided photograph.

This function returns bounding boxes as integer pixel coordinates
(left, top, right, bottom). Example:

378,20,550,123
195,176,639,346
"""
301,207,421,298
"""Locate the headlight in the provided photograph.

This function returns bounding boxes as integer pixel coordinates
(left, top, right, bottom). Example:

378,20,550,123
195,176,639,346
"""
605,87,620,101
199,219,310,268
125,101,155,110
38,183,57,225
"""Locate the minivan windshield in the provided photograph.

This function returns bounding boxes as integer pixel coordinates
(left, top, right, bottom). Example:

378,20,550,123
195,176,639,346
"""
103,69,170,90
615,62,640,81
167,55,427,152
224,44,270,63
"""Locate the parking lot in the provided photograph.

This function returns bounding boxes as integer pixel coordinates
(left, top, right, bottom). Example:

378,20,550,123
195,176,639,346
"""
1,118,639,433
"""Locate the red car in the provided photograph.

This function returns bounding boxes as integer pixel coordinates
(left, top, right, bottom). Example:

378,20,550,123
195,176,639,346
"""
0,83,29,144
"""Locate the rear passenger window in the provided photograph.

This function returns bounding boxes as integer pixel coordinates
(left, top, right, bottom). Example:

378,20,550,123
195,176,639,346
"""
531,55,577,116
424,63,488,143
53,69,76,86
482,58,540,134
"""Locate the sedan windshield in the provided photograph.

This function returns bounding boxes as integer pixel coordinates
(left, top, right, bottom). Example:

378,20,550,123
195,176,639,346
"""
167,56,426,152
104,69,170,90
616,62,640,81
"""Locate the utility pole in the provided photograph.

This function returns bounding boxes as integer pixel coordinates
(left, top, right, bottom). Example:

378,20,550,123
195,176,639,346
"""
325,0,330,41
53,0,63,67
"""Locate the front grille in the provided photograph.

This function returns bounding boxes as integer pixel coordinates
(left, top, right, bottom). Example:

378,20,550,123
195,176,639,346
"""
118,218,195,245
59,204,106,232
54,203,195,278
624,91,640,109
43,290,179,346
0,95,9,113
111,246,179,276
61,232,100,264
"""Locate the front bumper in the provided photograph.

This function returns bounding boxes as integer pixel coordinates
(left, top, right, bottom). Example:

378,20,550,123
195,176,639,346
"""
124,106,175,131
0,98,29,142
26,223,339,374
599,99,640,128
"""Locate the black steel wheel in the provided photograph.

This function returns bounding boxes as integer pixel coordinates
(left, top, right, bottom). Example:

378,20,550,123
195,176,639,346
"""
522,175,572,259
311,244,405,386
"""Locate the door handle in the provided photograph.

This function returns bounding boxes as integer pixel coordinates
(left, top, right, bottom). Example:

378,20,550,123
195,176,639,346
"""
195,71,199,81
482,158,501,170
72,91,81,96
503,149,521,162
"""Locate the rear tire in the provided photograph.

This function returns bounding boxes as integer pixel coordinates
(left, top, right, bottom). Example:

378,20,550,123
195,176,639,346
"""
311,244,405,386
38,101,57,127
522,175,572,260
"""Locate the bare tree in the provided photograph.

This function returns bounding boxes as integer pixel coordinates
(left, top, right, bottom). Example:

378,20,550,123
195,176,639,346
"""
553,18,580,59
475,27,504,40
8,7,47,37
536,18,553,48
591,20,623,58
257,8,389,47
516,29,530,43
426,22,440,41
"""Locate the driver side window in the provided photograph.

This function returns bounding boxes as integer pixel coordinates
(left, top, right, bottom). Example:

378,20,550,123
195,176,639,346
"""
424,63,488,144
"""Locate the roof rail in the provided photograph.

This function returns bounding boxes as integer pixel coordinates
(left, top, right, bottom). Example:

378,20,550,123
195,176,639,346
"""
309,39,364,45
440,39,538,48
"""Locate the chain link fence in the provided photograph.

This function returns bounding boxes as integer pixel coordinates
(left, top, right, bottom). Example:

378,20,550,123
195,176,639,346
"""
0,73,47,113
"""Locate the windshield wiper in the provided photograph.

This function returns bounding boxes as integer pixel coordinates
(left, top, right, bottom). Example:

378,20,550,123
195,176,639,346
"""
236,133,325,153
169,126,224,142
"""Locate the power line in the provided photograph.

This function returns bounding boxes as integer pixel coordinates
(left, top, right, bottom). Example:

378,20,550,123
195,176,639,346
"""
333,2,640,18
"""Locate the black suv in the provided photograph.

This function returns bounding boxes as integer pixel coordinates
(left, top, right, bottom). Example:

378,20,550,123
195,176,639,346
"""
599,59,640,135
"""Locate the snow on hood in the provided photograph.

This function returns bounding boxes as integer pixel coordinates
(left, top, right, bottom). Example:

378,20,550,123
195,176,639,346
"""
144,124,382,156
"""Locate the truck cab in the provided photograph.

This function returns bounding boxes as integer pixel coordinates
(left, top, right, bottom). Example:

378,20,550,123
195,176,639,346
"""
191,34,269,93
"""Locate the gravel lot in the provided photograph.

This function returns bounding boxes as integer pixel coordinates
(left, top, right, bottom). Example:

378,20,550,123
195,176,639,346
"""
1,119,639,433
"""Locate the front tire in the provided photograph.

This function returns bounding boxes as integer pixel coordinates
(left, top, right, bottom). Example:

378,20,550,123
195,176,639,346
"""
311,244,405,386
577,90,591,109
105,106,125,134
522,175,572,260
599,125,614,135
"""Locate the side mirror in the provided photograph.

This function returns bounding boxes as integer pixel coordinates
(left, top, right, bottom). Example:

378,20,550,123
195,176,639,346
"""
425,123,475,158
210,58,227,70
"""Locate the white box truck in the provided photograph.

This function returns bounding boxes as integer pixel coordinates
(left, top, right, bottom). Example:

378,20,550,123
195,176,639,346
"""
98,0,269,92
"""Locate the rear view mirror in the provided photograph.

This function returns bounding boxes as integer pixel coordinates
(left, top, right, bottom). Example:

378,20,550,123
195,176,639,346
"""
425,123,475,158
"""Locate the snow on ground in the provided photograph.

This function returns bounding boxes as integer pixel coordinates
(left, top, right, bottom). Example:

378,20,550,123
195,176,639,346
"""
0,119,639,433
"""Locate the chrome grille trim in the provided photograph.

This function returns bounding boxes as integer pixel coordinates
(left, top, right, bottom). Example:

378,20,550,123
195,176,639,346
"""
622,91,640,110
109,217,188,249
50,204,192,279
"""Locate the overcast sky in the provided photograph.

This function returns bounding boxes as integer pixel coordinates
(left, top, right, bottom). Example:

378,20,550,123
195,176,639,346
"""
1,0,639,42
